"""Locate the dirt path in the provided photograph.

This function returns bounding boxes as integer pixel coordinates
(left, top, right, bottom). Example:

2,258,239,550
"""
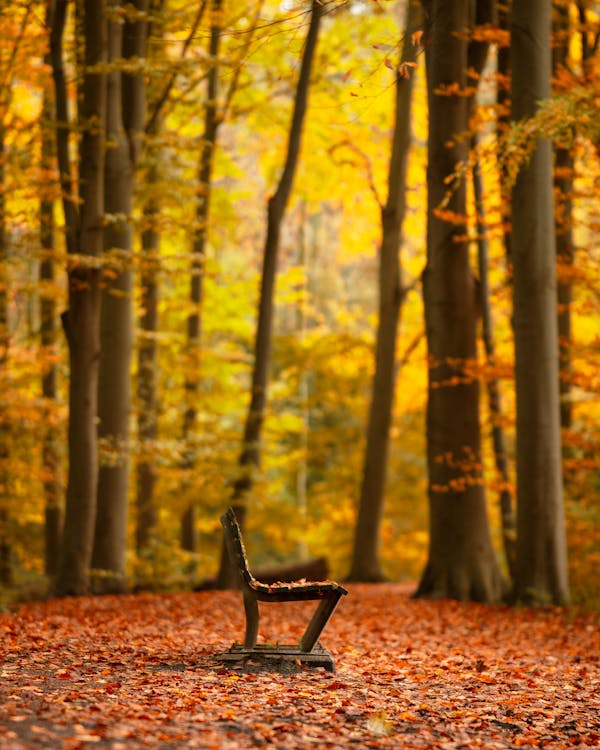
1,584,598,748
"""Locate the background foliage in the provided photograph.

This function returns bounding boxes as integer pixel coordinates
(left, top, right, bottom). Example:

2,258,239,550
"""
0,0,598,606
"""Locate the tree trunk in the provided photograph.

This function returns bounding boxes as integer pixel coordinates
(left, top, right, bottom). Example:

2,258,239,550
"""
53,0,107,596
216,0,323,588
472,146,517,583
415,0,503,603
136,160,160,553
93,9,133,592
0,119,11,586
93,1,147,593
40,52,62,575
135,0,169,554
511,0,569,605
555,146,573,431
497,2,512,267
180,0,223,555
553,3,574,431
347,0,419,583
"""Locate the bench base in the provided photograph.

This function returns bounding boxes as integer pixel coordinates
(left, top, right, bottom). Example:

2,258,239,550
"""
218,642,337,673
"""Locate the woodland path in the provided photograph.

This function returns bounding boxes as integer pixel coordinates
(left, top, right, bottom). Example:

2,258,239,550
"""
1,583,598,749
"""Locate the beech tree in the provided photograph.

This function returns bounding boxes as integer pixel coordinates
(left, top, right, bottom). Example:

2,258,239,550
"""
136,143,161,554
52,0,107,596
553,2,574,431
40,17,61,575
348,0,419,582
180,0,222,553
416,0,503,603
135,0,183,554
511,0,569,604
92,0,148,593
0,99,9,585
472,150,516,582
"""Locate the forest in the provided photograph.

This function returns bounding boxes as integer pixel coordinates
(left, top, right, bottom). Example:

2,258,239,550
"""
0,0,598,609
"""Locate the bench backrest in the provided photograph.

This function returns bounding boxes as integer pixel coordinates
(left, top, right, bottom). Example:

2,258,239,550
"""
220,507,255,589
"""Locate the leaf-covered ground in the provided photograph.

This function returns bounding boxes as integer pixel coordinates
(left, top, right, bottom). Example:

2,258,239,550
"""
1,584,598,749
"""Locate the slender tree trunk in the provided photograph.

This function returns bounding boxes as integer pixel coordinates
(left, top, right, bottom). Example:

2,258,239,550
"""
180,0,223,554
348,1,419,583
93,1,147,592
497,2,512,267
472,146,516,582
415,0,503,603
0,119,11,586
555,146,573,430
54,0,107,596
136,158,160,553
40,56,62,575
295,202,310,558
216,0,323,588
511,0,569,605
135,0,168,554
553,2,574,430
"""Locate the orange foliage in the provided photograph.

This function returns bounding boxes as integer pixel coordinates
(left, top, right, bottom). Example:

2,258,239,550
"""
0,586,598,748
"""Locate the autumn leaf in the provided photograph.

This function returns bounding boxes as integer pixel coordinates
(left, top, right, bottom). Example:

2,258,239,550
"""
0,585,598,749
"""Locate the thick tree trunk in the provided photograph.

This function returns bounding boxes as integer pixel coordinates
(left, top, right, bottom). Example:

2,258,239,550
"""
93,1,147,592
93,14,133,592
347,1,419,583
54,0,107,596
511,0,569,605
416,0,503,603
216,0,323,588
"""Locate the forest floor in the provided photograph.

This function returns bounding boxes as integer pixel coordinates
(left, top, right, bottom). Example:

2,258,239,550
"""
0,583,598,749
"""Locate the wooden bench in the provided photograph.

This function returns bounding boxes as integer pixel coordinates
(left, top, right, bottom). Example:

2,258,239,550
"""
219,506,348,672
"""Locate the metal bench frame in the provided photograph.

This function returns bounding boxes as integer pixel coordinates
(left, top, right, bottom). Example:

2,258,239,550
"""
220,507,348,669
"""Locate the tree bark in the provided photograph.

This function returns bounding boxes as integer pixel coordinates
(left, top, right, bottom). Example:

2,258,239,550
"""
511,0,569,605
415,0,503,603
497,1,512,268
472,147,517,582
134,0,173,554
0,119,11,585
53,0,107,596
40,42,62,575
216,0,323,588
553,2,574,430
180,0,223,554
93,7,132,593
136,157,160,553
347,1,419,582
92,0,147,594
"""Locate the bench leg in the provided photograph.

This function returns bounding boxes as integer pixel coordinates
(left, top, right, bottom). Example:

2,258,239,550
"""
243,592,259,648
300,593,342,653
